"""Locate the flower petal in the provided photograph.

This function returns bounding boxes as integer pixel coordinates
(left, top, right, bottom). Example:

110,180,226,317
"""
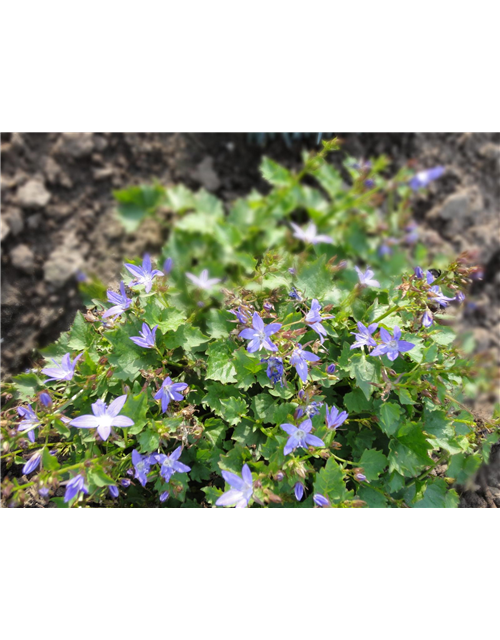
111,416,134,428
221,470,245,491
106,395,128,417
70,415,100,429
216,489,243,507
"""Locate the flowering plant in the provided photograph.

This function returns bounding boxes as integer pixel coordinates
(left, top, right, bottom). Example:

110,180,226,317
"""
2,140,498,508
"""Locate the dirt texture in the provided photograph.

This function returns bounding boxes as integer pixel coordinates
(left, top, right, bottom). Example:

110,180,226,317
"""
1,132,499,507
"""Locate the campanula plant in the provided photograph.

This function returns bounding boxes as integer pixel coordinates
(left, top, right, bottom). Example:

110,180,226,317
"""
1,139,498,508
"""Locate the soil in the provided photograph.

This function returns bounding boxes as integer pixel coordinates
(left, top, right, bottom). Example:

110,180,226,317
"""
1,132,499,507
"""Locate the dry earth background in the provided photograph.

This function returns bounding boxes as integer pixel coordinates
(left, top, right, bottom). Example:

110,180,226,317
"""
1,132,499,506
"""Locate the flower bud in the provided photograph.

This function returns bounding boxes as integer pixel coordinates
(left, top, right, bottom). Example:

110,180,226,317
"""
99,356,108,365
326,364,336,374
294,482,304,501
263,301,274,311
106,369,113,378
39,392,52,407
108,485,119,498
163,257,173,274
120,478,131,488
351,500,367,508
313,494,330,507
160,491,170,502
274,471,285,481
267,492,282,504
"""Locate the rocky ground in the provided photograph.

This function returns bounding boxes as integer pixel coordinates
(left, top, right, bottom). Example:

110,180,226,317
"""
1,132,499,506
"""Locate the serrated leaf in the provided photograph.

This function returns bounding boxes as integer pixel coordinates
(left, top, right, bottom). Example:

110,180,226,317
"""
378,402,402,436
388,424,433,477
68,312,95,350
138,429,160,453
349,354,379,400
42,447,60,471
260,157,294,187
205,342,237,384
88,468,115,487
414,478,458,508
296,254,332,299
359,449,387,481
122,391,149,435
313,457,349,504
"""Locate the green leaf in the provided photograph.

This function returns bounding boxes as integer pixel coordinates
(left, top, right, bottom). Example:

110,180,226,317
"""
260,157,294,187
344,388,371,413
358,485,388,508
388,424,433,477
395,387,415,405
68,312,95,350
414,478,458,508
88,468,115,487
429,326,456,346
378,402,402,436
446,453,481,484
359,449,387,481
206,309,234,339
202,384,247,426
164,325,209,351
12,373,41,401
205,342,237,384
122,391,149,435
42,447,60,471
349,354,379,400
165,184,195,212
114,184,164,232
313,457,350,504
423,409,461,454
296,254,332,299
138,429,160,453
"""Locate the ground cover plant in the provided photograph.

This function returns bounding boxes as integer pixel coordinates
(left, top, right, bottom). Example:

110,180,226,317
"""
2,139,498,508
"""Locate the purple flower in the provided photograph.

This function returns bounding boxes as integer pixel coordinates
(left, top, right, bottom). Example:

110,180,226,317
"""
263,301,274,311
405,220,419,244
69,395,134,441
414,266,424,279
326,363,336,374
313,494,330,507
421,310,434,328
289,288,303,301
64,474,89,503
364,178,375,189
350,321,378,349
156,446,191,482
216,463,253,508
289,345,321,383
102,281,132,319
297,399,323,420
75,270,88,282
275,471,285,481
39,487,50,498
239,312,281,353
294,482,304,501
163,257,173,274
154,377,188,413
39,392,52,407
261,356,284,387
108,485,119,498
370,326,415,362
130,323,158,349
185,269,221,290
131,450,155,487
428,285,455,308
281,419,325,456
408,166,445,191
22,450,42,475
304,299,332,344
124,254,164,293
378,243,392,257
290,221,332,245
229,307,251,324
17,405,40,443
355,266,380,288
288,267,297,275
160,491,170,502
325,405,348,430
456,291,465,303
355,473,367,482
41,352,83,383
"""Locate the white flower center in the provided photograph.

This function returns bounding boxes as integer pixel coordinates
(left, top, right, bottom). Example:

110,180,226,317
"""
99,415,113,429
388,340,398,350
295,429,306,440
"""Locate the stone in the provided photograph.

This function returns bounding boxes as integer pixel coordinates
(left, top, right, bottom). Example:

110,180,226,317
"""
1,218,10,242
11,244,35,273
45,203,73,219
191,156,221,191
92,166,114,180
43,156,62,183
17,179,51,209
8,208,24,235
427,187,484,240
26,213,42,230
43,233,84,287
55,132,94,158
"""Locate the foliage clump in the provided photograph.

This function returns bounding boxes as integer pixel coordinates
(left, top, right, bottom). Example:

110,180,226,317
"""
2,140,498,508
